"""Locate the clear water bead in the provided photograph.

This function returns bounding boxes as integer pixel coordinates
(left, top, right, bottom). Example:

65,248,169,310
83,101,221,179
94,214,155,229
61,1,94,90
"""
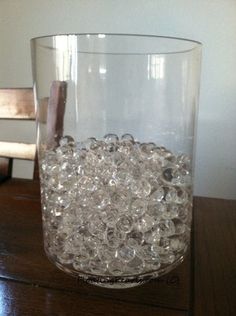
142,244,160,264
104,133,119,143
130,179,151,198
59,135,75,146
108,259,125,276
105,228,125,248
100,207,119,227
117,244,136,262
130,199,147,218
157,219,175,237
87,214,106,237
162,204,179,219
136,215,155,232
116,215,133,233
121,133,134,142
147,202,167,219
89,257,108,275
159,253,175,264
127,256,144,274
92,190,110,209
150,187,165,202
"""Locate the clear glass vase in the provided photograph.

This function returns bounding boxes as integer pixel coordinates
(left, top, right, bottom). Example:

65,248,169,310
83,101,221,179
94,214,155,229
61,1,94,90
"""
31,34,202,288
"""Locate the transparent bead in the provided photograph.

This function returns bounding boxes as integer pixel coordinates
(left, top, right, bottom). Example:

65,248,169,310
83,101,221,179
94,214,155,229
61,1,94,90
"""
169,236,187,253
111,191,130,211
140,143,155,155
107,178,119,190
90,140,105,151
159,253,175,264
127,256,145,274
172,168,192,186
144,260,161,272
153,237,171,254
59,135,75,147
78,176,97,193
130,199,147,218
83,137,97,150
162,167,175,182
118,142,134,155
75,147,87,163
116,162,132,185
104,133,119,143
142,244,160,264
74,251,90,264
116,215,134,233
100,165,116,184
178,204,191,222
68,232,84,249
87,214,106,237
73,258,90,271
108,258,125,276
148,176,162,189
147,202,167,219
143,230,161,244
165,187,178,203
56,194,72,210
100,206,119,227
136,215,155,233
121,133,134,142
97,246,116,262
89,257,108,275
113,151,126,167
92,190,110,209
127,231,144,246
176,188,189,204
57,252,74,265
156,219,175,237
83,237,99,258
149,187,165,202
172,218,187,235
127,237,139,248
177,154,191,172
56,144,74,159
105,228,125,248
162,204,179,219
85,151,98,166
117,244,136,262
148,149,162,166
130,179,151,198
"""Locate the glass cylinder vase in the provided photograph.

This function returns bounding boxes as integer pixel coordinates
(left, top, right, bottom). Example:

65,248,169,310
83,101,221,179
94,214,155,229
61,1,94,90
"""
31,34,201,288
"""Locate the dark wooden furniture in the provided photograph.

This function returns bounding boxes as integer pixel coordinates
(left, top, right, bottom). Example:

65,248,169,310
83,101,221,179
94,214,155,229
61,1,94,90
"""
0,178,235,315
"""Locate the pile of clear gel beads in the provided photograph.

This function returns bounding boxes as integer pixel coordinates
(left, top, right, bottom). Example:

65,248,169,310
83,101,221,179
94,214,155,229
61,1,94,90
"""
40,134,192,278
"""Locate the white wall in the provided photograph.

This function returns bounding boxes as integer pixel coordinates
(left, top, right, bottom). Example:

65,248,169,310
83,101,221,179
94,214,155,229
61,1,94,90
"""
0,0,236,199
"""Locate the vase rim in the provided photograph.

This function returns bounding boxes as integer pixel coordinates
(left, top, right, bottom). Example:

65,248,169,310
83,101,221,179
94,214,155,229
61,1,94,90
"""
31,33,202,55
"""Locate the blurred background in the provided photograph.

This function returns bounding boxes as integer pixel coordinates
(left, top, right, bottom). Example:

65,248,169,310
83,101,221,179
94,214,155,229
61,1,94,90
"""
0,0,235,199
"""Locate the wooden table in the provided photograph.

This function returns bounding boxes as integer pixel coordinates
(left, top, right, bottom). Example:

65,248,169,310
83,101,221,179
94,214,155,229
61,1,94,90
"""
0,179,235,316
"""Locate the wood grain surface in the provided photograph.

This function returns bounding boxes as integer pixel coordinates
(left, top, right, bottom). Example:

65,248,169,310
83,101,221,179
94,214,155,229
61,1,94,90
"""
193,197,236,316
0,88,34,120
0,179,235,315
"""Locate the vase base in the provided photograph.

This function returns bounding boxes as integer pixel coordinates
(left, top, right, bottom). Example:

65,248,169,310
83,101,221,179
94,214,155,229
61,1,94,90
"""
51,253,186,289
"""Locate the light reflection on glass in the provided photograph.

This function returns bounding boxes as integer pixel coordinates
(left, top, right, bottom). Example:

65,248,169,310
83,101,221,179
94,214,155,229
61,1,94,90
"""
0,282,9,315
99,67,107,74
53,35,77,81
147,55,165,79
98,34,106,39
